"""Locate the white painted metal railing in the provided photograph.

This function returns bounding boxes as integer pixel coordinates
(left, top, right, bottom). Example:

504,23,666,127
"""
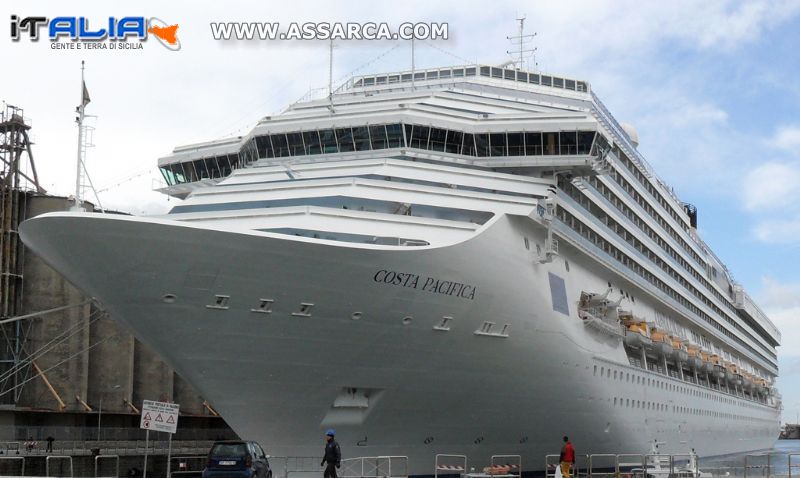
340,455,408,478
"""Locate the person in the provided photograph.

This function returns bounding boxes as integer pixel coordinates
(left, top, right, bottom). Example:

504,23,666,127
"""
46,436,54,452
559,436,575,478
320,429,341,478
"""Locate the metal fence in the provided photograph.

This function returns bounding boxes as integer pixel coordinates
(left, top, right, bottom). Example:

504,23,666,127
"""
542,451,800,478
340,456,408,478
0,439,214,456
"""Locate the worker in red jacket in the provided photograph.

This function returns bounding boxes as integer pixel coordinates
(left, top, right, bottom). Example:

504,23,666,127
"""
559,436,575,478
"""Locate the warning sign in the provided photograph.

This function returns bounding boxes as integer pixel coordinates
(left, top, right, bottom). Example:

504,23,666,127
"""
140,400,180,434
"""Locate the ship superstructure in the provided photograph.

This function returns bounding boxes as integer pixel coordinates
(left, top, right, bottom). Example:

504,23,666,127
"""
21,63,781,475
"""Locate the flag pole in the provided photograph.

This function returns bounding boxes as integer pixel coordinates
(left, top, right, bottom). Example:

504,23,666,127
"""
73,60,86,211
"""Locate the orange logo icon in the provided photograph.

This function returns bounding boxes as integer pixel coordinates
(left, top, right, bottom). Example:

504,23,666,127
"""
147,18,181,51
148,24,179,45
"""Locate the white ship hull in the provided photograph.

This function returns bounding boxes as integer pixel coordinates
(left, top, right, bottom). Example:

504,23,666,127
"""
20,212,779,475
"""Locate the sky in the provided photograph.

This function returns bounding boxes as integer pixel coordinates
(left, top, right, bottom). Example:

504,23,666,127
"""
1,0,799,424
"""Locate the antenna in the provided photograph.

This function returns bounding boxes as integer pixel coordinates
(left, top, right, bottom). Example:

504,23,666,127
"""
73,61,86,211
411,37,415,90
506,15,537,71
72,61,104,213
327,38,337,113
328,38,334,99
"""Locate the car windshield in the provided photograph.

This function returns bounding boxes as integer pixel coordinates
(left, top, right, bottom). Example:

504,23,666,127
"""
210,443,248,457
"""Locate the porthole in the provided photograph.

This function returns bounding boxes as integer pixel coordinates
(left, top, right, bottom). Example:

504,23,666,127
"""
524,237,530,250
351,312,363,321
402,316,413,325
162,294,177,304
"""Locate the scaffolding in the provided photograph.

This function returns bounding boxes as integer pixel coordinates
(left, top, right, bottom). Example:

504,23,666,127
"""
0,103,44,405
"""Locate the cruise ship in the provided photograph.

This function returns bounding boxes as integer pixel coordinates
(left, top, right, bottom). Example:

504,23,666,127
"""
20,62,781,475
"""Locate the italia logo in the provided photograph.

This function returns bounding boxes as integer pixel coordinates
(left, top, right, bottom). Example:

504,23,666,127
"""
10,15,181,50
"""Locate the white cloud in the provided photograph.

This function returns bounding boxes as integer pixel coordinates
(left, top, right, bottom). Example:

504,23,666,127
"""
753,216,800,244
759,277,800,357
770,125,800,152
742,162,800,212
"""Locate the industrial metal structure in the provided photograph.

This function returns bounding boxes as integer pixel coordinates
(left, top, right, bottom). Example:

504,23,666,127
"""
0,103,233,443
0,103,44,406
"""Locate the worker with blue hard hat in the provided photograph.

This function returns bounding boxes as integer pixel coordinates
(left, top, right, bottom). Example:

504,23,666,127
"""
321,428,341,478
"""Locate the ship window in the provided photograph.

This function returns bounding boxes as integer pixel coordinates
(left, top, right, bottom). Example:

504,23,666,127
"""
369,125,388,149
193,158,209,180
480,66,490,77
453,68,465,77
465,67,476,76
504,69,515,80
462,133,476,156
518,72,528,82
507,132,524,156
271,134,290,157
401,73,412,82
388,75,400,83
409,125,430,149
544,132,558,155
164,166,180,185
560,131,578,155
173,163,189,184
525,132,543,155
216,156,231,178
414,72,425,80
429,127,447,152
226,154,238,174
426,71,439,80
375,76,387,85
529,73,540,84
541,75,552,86
301,131,320,155
565,79,576,90
475,134,490,157
320,129,338,153
491,67,503,78
440,69,451,78
553,77,564,88
386,124,404,148
335,128,355,152
287,132,305,156
160,166,175,186
363,77,375,86
489,133,506,156
206,156,221,179
577,131,595,155
255,135,274,158
445,130,463,154
353,126,371,151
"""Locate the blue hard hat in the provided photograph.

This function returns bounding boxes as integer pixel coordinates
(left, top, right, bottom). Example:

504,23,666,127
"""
325,429,335,436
